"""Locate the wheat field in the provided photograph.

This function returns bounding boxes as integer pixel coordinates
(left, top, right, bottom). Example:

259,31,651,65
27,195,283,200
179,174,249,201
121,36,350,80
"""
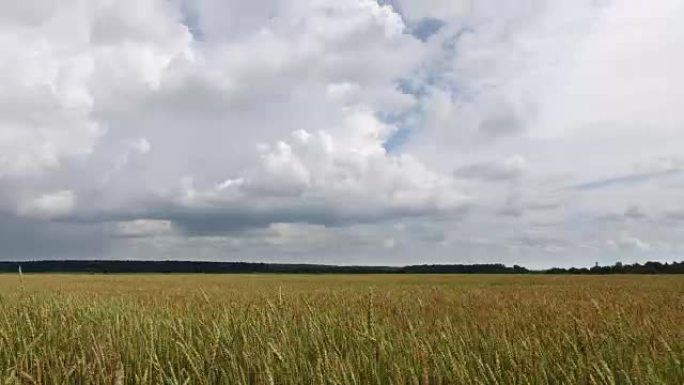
0,274,682,384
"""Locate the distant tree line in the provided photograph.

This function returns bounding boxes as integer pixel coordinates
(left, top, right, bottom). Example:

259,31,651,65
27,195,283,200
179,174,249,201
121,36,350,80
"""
0,260,682,274
0,261,526,274
545,261,684,275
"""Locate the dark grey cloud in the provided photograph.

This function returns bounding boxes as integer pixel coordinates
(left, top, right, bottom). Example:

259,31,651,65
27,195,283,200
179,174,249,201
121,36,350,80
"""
453,157,526,182
497,206,524,218
0,213,107,260
478,115,522,137
572,170,682,191
624,206,646,220
57,196,471,237
597,205,648,223
663,210,684,224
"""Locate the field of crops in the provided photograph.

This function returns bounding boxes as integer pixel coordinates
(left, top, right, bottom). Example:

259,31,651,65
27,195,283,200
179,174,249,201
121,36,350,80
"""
0,274,682,384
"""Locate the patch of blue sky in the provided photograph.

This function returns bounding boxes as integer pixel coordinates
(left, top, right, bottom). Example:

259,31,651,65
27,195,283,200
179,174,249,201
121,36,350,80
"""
382,127,413,152
181,1,205,41
409,18,445,42
383,18,477,153
378,107,423,153
376,0,404,17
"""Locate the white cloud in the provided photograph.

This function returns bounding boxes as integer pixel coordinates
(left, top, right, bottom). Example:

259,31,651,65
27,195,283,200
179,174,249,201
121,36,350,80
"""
21,190,76,219
261,223,334,247
383,238,396,249
0,0,193,177
607,234,653,252
162,107,468,231
0,36,101,176
240,108,466,211
116,219,172,237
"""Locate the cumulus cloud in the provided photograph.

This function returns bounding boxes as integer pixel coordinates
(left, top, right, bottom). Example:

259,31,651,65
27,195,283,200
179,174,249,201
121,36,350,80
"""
156,108,468,234
115,219,172,238
607,234,653,252
241,109,465,210
20,190,76,219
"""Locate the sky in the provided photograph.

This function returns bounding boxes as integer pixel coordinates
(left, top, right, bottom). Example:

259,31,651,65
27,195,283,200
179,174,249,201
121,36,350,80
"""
1,0,683,268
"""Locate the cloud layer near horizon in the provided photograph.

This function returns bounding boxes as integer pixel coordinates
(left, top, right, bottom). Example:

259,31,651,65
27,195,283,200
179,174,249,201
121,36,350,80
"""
1,0,684,267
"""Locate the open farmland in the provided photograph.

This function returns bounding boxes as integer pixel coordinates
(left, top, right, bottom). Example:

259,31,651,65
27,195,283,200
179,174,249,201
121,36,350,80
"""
0,274,682,384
